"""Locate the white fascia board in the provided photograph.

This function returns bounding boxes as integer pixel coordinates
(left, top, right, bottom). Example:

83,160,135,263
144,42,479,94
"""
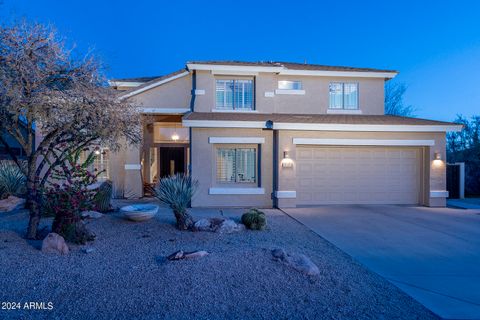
292,138,435,146
187,63,284,73
275,191,297,199
209,137,265,144
182,120,265,128
183,120,462,132
141,108,190,114
119,71,190,100
278,69,398,79
430,190,449,198
209,187,265,195
211,70,259,76
109,81,144,87
274,123,463,132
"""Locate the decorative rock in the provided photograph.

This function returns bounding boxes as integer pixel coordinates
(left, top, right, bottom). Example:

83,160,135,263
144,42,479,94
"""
81,210,104,219
41,233,69,255
218,219,245,234
82,247,95,254
121,204,159,222
167,250,209,260
193,218,245,233
0,196,26,213
193,218,212,231
272,248,320,276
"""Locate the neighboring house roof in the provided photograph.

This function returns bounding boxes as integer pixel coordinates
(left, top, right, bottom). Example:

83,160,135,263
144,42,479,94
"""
186,60,398,73
182,112,462,132
117,68,189,99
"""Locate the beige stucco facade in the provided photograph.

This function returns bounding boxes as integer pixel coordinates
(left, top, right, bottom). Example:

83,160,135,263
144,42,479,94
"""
105,61,456,208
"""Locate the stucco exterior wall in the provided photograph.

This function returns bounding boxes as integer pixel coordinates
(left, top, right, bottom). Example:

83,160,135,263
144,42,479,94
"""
129,74,192,109
276,130,447,207
193,71,385,115
191,128,273,207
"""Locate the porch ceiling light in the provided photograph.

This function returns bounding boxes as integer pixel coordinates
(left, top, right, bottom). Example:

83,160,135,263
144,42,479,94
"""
171,132,179,141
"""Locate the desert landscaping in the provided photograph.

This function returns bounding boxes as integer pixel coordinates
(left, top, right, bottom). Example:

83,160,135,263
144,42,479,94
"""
0,201,437,320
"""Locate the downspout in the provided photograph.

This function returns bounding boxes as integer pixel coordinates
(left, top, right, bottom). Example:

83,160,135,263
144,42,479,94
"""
188,70,196,175
187,70,196,208
272,129,279,208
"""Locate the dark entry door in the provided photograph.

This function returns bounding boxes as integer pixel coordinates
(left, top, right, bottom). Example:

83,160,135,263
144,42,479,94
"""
159,147,185,178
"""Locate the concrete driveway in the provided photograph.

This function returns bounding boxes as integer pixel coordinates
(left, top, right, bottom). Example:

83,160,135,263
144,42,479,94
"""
283,205,480,320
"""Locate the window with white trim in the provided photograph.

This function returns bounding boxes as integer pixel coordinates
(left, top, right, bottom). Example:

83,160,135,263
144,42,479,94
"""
216,79,254,110
278,80,303,90
329,82,358,109
216,148,256,183
93,148,110,181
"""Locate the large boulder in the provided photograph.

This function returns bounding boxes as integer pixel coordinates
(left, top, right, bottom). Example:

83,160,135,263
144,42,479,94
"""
272,248,320,276
0,196,26,213
41,233,69,255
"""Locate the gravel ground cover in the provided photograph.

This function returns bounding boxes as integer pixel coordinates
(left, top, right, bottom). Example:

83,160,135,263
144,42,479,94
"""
0,202,437,320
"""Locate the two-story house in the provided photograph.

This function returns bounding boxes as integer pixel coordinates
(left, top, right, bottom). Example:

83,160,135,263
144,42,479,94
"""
109,61,461,207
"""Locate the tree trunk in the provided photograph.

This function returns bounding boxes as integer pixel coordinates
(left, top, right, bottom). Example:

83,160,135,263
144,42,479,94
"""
26,160,41,239
26,186,41,239
174,210,194,230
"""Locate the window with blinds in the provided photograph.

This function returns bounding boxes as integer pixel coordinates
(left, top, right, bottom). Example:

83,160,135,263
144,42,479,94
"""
216,148,256,183
329,82,358,109
216,79,254,110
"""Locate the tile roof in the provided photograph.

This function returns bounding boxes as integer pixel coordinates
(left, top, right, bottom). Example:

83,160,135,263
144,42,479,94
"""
183,112,457,126
116,68,188,97
187,60,397,73
110,76,162,83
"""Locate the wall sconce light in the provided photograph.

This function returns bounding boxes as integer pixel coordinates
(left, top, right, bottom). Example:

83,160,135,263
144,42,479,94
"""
94,147,101,155
434,152,442,160
281,151,294,168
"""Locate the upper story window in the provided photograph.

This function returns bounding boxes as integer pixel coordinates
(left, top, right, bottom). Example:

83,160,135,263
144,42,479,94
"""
278,80,303,90
216,79,254,110
329,82,358,109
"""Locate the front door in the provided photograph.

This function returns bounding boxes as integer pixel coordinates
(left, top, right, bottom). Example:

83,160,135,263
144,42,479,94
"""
159,147,185,178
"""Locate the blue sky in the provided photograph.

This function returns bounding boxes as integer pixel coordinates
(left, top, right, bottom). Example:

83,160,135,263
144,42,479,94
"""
1,0,479,121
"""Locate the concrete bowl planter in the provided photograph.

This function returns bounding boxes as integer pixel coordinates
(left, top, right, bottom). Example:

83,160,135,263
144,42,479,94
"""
121,204,159,222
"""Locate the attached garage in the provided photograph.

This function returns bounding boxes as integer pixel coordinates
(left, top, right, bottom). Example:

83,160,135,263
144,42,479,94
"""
296,146,423,205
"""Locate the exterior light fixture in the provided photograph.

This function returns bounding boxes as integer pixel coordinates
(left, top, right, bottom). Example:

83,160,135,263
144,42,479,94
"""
94,147,101,155
281,151,294,168
171,124,180,141
434,152,442,160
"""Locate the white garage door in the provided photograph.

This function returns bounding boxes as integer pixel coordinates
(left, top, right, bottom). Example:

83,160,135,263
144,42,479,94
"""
296,146,422,205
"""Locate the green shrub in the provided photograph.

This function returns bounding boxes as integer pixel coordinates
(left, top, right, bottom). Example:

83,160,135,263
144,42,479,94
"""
93,180,113,212
0,161,26,199
241,208,267,230
154,174,199,230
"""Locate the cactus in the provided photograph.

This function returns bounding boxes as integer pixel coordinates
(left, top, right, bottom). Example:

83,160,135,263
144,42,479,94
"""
93,180,113,212
241,208,267,230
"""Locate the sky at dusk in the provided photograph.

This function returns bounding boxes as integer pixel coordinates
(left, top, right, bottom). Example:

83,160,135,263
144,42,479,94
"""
1,0,479,121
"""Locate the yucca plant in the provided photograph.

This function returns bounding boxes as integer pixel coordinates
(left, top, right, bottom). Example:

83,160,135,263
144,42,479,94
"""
0,161,26,199
154,174,199,230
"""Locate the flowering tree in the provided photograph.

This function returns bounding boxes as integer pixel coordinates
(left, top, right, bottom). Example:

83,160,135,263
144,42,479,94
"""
0,21,141,238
